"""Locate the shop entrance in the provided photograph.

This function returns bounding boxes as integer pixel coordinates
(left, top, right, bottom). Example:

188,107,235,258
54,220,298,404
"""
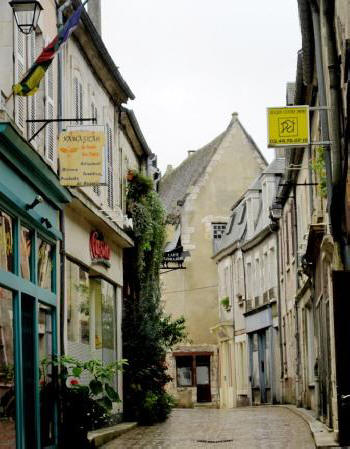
21,295,36,448
21,295,56,449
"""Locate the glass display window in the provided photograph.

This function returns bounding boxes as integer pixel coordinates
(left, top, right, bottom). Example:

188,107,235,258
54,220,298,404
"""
0,211,13,273
21,226,33,281
38,238,53,291
176,356,193,387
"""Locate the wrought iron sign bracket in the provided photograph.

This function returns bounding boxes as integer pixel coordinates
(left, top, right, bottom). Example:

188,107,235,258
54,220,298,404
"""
26,117,97,143
160,266,187,274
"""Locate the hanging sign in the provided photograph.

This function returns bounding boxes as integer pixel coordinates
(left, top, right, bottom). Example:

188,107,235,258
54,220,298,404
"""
267,106,310,147
90,231,111,267
58,128,105,186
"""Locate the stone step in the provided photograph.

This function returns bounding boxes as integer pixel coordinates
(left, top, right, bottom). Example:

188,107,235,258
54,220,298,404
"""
87,422,137,448
194,402,219,409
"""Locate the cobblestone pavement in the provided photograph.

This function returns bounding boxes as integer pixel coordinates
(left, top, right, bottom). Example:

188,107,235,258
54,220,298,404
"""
102,406,316,449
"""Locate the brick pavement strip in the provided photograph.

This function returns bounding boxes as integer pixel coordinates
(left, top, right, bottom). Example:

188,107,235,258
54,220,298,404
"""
101,406,316,449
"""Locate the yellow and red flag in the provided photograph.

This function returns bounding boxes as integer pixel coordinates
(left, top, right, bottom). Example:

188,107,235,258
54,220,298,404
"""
13,5,82,96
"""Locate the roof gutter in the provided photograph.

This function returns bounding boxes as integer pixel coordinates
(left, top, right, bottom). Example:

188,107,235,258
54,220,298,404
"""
121,107,152,157
71,0,135,102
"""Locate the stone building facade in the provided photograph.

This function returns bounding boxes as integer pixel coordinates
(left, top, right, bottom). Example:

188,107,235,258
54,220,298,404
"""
159,113,266,407
0,1,155,446
213,158,284,409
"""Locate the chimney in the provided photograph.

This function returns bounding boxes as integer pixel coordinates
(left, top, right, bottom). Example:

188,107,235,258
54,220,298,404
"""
88,0,101,35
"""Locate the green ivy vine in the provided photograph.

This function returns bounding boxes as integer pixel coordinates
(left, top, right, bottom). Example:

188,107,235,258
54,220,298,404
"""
123,170,186,425
311,146,327,199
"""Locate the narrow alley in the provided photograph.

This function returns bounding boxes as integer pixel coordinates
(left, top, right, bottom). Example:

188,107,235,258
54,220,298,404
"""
102,407,315,449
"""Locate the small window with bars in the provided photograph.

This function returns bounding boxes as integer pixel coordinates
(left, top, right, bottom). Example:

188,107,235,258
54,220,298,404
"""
212,223,226,240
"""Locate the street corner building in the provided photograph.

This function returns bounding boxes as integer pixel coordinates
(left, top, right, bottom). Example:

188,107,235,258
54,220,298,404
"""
0,0,157,447
159,113,267,408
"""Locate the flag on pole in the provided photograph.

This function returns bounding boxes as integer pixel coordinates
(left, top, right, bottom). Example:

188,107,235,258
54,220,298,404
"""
13,5,83,97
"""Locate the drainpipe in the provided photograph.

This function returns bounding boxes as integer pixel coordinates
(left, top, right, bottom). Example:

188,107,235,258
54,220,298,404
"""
322,0,350,269
292,184,302,407
56,2,67,362
59,210,66,355
275,230,284,403
307,145,314,219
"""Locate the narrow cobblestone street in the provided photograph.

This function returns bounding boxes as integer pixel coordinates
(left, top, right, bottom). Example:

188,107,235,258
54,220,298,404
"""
102,407,315,449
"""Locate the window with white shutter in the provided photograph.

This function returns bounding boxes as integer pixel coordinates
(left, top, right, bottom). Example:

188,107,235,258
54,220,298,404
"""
73,77,79,122
106,124,114,209
73,76,83,124
27,31,37,143
92,102,100,196
45,63,55,162
79,83,83,123
14,20,26,130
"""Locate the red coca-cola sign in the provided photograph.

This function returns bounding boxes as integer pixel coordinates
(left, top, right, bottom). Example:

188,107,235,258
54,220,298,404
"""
90,231,111,267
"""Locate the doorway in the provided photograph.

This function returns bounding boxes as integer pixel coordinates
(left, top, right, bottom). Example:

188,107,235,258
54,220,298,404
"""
196,356,211,402
250,329,271,404
175,352,213,403
21,295,56,449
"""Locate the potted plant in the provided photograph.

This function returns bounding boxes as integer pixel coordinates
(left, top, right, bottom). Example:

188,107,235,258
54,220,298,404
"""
40,355,127,447
220,296,231,312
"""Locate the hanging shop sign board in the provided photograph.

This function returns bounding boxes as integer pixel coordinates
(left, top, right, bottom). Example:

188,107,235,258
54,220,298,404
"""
58,126,105,186
267,106,310,147
90,231,111,267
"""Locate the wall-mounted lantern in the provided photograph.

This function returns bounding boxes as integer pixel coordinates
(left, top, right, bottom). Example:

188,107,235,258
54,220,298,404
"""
9,0,43,35
269,200,283,222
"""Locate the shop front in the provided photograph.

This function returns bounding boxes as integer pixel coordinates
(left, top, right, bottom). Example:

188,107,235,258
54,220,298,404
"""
63,202,132,420
0,123,71,449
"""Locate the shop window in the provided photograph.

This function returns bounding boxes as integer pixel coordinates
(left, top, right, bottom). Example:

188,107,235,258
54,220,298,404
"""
176,356,193,387
38,239,53,290
21,226,33,281
102,281,115,351
67,260,90,345
0,288,16,449
0,211,13,273
79,269,90,345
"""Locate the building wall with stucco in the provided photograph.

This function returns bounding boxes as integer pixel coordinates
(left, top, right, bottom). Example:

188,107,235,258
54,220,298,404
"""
161,115,266,405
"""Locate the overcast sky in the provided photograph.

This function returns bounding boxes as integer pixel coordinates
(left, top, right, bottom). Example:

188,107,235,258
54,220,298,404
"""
101,1,302,172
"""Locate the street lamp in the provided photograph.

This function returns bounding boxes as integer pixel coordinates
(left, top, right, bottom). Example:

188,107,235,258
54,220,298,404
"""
9,0,43,35
269,200,283,222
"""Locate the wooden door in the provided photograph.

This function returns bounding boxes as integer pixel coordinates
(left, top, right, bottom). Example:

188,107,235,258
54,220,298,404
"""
196,356,211,402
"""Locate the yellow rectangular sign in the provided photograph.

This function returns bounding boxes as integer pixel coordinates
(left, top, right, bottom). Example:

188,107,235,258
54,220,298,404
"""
58,129,105,187
267,106,310,147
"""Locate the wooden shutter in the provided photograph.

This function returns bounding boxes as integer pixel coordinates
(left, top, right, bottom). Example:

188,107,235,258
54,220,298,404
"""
27,31,37,142
45,63,55,162
14,21,26,130
79,81,83,124
92,102,100,196
106,124,114,209
73,77,79,123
